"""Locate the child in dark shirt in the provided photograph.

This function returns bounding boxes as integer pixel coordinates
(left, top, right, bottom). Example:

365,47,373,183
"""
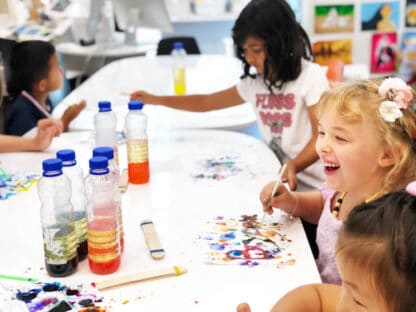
5,40,85,136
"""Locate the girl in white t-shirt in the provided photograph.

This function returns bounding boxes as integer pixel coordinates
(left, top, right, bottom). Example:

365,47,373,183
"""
131,0,329,191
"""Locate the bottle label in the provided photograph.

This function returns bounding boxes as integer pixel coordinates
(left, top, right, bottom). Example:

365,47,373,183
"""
127,139,148,163
43,225,77,265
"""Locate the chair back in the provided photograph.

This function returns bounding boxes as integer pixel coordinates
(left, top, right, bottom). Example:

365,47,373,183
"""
157,36,201,55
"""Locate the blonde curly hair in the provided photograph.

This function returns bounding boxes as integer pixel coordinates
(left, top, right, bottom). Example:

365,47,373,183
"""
316,79,416,196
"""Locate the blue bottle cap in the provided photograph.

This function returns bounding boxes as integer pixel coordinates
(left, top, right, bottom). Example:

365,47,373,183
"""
173,41,184,50
42,158,63,177
56,149,76,162
89,156,108,169
98,101,112,112
128,100,144,110
93,146,114,160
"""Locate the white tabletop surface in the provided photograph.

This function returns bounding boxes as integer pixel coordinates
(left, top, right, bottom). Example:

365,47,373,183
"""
52,54,257,132
0,129,320,311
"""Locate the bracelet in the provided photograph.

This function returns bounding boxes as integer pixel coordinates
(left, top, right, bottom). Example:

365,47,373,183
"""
289,192,298,220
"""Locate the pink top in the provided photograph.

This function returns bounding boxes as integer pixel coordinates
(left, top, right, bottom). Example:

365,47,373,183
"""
316,186,342,284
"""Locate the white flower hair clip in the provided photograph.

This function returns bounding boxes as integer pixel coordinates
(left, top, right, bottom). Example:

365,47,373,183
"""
378,77,413,122
379,101,403,122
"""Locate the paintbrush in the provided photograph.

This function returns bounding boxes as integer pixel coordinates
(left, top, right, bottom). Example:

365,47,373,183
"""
0,274,39,283
261,163,287,224
0,166,11,181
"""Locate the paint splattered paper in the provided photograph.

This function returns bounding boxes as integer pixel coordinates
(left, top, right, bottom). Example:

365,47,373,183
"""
0,171,39,200
0,280,104,311
190,155,250,180
200,215,296,267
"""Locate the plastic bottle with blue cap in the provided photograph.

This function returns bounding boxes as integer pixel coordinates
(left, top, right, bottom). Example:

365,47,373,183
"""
92,146,124,252
84,156,121,274
94,100,119,165
38,158,78,277
124,100,149,184
56,149,88,261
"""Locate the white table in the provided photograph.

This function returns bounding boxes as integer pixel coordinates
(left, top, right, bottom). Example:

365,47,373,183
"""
52,54,257,132
0,129,320,311
56,31,160,77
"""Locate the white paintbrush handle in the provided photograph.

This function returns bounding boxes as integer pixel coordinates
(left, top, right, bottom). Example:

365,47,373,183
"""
95,265,186,290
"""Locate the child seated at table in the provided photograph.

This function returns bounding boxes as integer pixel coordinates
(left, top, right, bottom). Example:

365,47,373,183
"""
260,78,416,284
238,186,416,311
4,40,86,136
0,76,62,152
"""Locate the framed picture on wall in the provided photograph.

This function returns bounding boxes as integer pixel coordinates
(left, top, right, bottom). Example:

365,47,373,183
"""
371,32,397,73
312,38,352,66
314,4,354,34
361,1,400,31
406,0,416,27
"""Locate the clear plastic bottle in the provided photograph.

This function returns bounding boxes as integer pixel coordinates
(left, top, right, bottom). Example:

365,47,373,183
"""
92,146,124,252
85,156,121,274
38,158,78,277
56,149,88,261
94,100,119,165
125,100,150,184
171,41,186,95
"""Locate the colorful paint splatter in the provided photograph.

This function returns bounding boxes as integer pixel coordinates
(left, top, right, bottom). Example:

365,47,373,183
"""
0,280,104,311
200,215,296,267
0,171,39,200
191,156,245,180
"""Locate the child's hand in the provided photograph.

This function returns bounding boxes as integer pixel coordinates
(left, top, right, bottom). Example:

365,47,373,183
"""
37,118,63,137
259,181,297,215
284,160,298,191
236,303,251,312
130,90,154,103
61,100,86,131
32,119,62,150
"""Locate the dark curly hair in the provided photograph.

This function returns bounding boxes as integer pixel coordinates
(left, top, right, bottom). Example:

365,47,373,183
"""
232,0,313,91
337,190,416,311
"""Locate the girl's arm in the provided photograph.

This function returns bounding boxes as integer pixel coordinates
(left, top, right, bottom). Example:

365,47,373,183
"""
130,86,245,112
236,284,340,312
0,119,62,152
270,284,340,312
260,183,324,224
285,104,320,191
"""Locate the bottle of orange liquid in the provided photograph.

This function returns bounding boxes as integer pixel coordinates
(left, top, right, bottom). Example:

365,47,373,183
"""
125,100,150,184
93,146,124,253
85,156,121,274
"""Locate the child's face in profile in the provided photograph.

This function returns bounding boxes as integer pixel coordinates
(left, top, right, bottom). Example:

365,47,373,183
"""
44,53,63,92
336,253,390,312
241,36,266,75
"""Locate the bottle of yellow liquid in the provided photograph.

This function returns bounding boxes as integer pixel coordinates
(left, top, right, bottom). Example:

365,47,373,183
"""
172,41,186,95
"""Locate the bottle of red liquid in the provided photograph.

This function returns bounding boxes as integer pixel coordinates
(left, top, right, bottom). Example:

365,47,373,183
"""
85,156,121,274
92,146,124,252
125,100,149,184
